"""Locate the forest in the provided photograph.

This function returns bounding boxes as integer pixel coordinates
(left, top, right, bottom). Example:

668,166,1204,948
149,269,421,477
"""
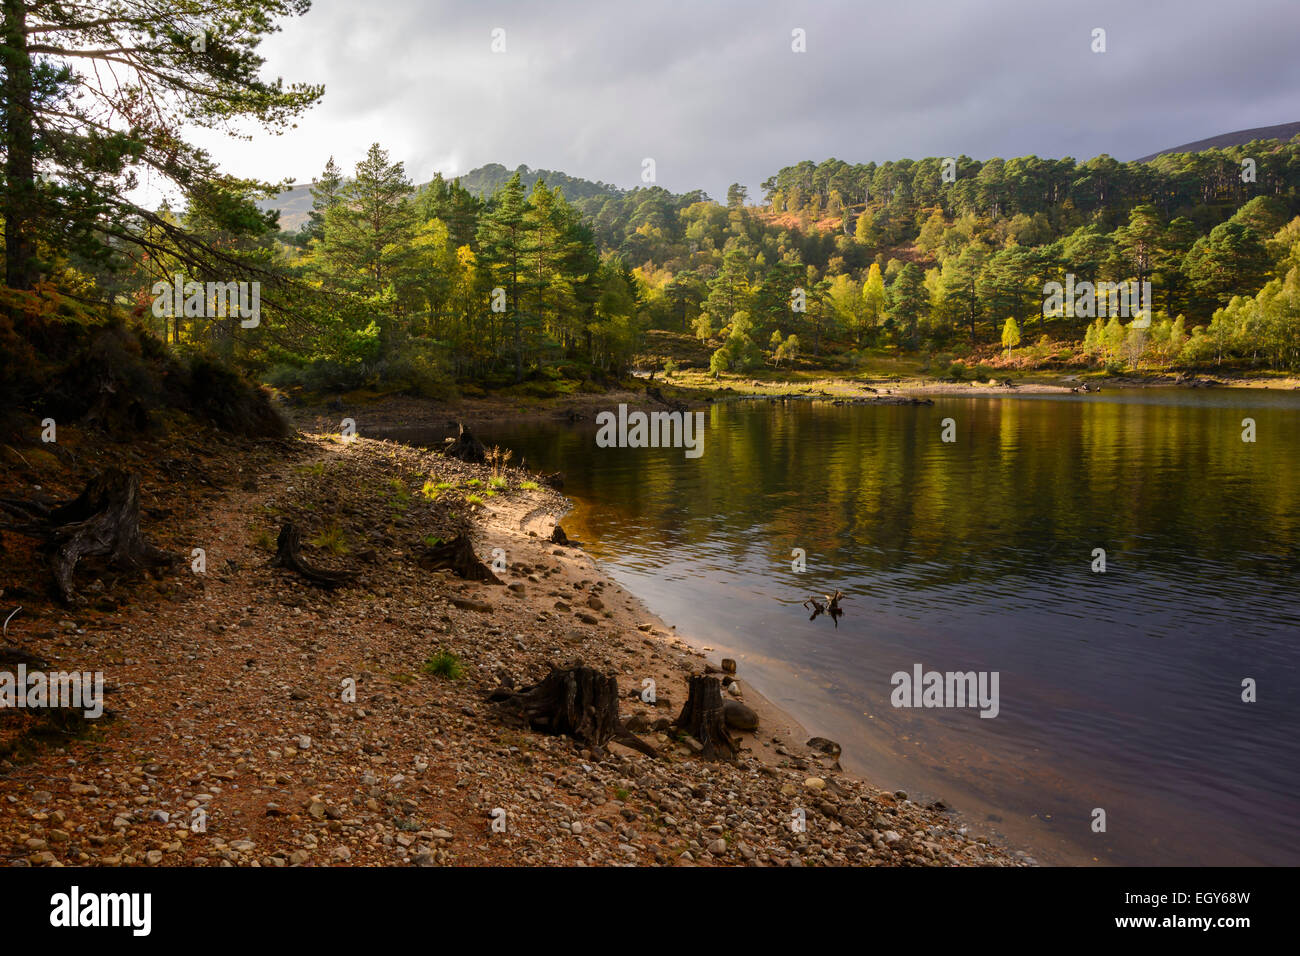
4,0,1300,424
96,137,1300,398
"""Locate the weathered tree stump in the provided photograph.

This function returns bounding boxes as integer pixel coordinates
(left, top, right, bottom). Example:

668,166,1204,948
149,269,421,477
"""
418,533,502,583
271,523,357,589
674,675,738,761
493,665,621,746
442,422,486,463
0,469,174,602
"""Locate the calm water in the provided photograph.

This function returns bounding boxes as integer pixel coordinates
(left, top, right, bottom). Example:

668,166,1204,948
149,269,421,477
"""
469,389,1299,866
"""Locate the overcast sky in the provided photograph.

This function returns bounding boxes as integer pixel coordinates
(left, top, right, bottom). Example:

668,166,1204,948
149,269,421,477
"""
182,0,1300,202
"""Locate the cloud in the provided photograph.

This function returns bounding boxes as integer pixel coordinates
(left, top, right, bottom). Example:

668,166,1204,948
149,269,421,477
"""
187,0,1300,201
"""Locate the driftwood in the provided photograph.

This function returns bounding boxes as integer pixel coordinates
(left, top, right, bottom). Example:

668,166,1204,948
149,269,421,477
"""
0,469,173,602
803,590,845,627
442,422,486,463
418,533,502,583
271,523,357,589
674,675,738,761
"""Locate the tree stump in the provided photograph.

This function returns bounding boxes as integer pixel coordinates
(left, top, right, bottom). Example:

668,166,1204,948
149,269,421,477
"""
271,523,357,589
674,675,739,761
0,469,174,602
494,665,620,747
418,533,502,583
442,422,486,463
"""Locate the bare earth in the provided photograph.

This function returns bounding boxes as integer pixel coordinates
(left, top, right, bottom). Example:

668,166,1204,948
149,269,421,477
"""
0,423,1027,867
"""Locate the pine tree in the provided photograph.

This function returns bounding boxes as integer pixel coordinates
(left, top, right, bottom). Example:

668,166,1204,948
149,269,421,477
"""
477,173,534,381
523,183,594,353
888,263,929,348
304,157,344,243
415,174,482,248
321,144,415,299
1,0,321,304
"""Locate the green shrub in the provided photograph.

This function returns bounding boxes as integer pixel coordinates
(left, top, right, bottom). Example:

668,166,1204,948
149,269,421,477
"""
310,524,349,554
422,651,464,680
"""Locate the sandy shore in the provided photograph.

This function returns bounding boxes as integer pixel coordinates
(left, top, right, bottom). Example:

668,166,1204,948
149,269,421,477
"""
0,420,1029,867
288,365,1300,441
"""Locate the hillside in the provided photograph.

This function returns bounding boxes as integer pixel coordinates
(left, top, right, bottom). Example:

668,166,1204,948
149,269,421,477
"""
259,163,626,232
454,163,624,202
1136,121,1300,162
258,182,315,231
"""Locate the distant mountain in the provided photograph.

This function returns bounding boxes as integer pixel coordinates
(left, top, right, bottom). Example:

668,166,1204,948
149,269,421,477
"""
257,182,315,232
257,163,626,233
1137,121,1300,162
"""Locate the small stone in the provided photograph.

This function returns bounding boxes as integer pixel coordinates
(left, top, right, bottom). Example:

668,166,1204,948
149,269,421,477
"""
807,737,842,757
708,839,727,855
804,777,826,790
331,846,351,861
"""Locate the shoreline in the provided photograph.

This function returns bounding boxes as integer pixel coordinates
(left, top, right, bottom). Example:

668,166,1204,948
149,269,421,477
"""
0,418,1028,867
288,367,1300,434
299,394,1069,864
521,479,1087,868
